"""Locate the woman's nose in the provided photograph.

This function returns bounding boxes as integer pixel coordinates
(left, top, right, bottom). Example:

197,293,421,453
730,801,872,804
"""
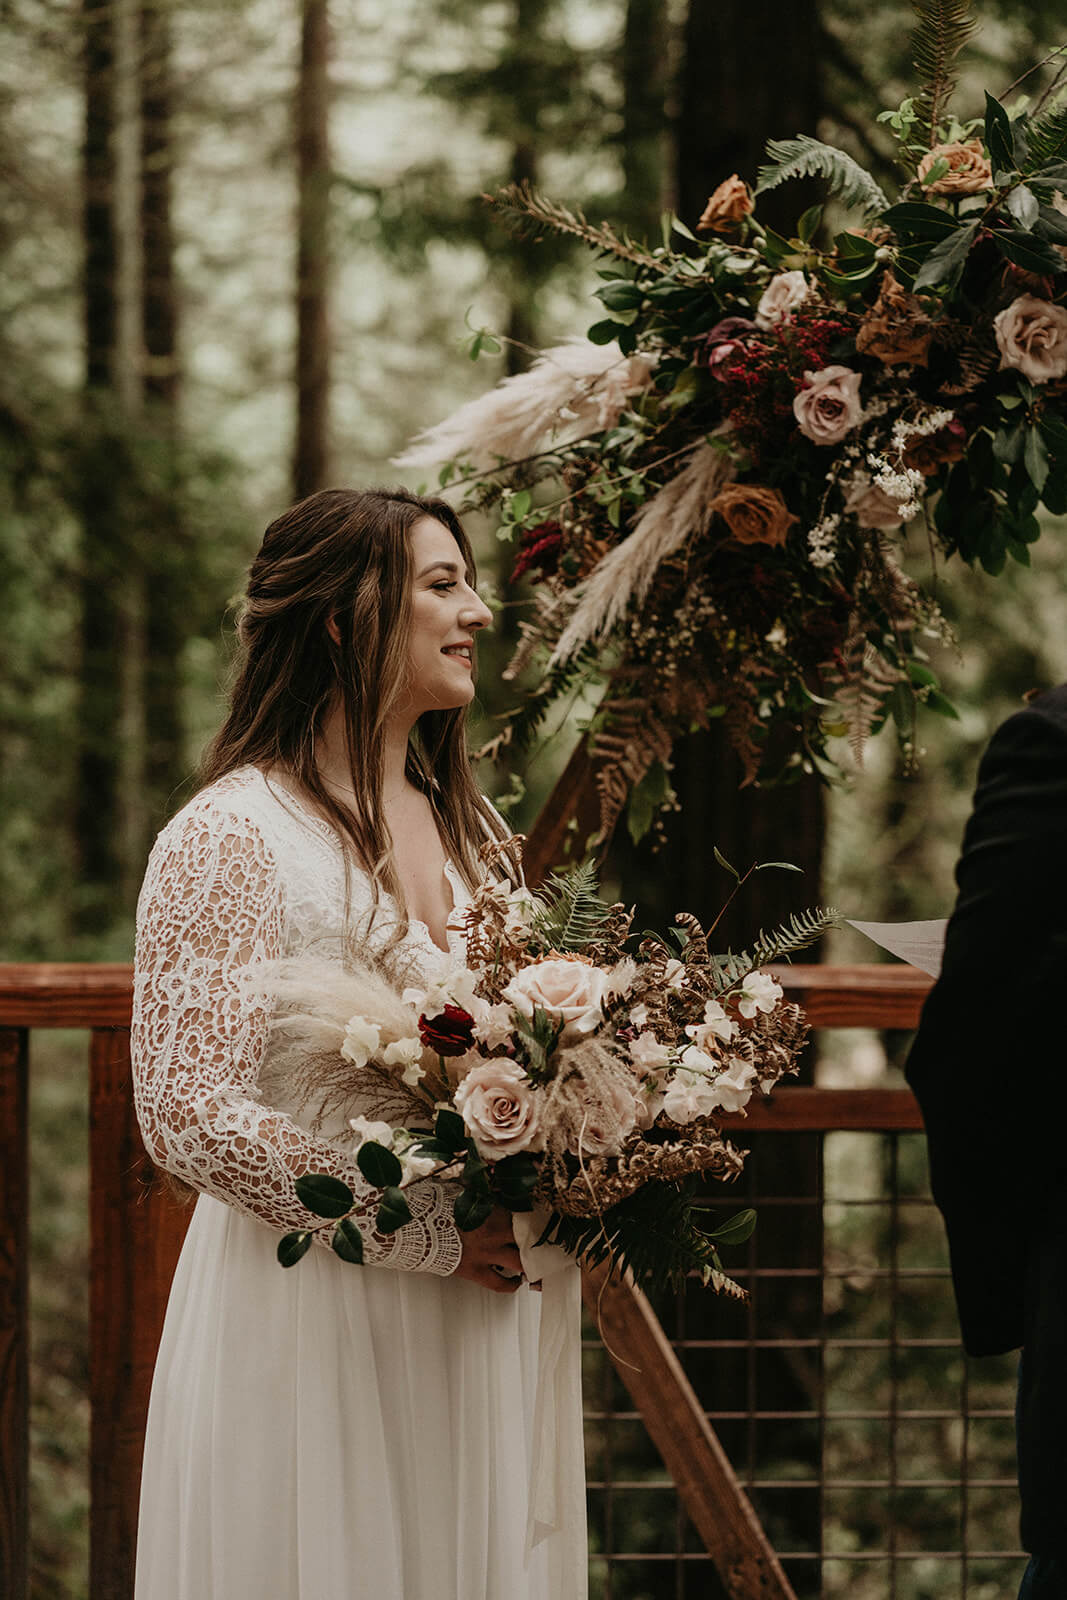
463,591,493,629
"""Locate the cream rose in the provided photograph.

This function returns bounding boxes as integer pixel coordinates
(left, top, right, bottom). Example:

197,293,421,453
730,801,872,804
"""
793,366,864,445
993,294,1067,384
755,270,810,330
454,1061,543,1159
844,474,904,530
503,956,609,1043
917,139,992,196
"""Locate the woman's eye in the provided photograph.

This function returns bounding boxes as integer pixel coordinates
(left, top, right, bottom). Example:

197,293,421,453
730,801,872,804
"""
433,581,457,593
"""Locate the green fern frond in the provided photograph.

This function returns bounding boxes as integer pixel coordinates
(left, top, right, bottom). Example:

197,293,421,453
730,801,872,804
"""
530,858,612,952
755,136,890,215
485,182,663,269
714,905,842,984
910,0,978,145
497,645,599,759
541,1180,729,1296
1024,92,1067,172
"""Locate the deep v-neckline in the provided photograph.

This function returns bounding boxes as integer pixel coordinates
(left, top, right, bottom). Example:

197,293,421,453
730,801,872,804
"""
264,772,465,958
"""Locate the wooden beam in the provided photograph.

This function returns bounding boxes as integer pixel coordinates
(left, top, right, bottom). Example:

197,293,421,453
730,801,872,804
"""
88,1027,188,1600
0,964,132,1028
0,1028,29,1600
582,1261,798,1600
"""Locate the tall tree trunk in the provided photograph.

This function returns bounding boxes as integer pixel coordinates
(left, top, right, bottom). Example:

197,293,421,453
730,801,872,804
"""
607,9,826,1592
140,0,185,843
619,0,669,240
76,0,124,932
293,0,331,501
502,0,553,375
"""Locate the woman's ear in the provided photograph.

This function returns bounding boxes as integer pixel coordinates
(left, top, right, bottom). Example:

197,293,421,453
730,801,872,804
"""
326,614,341,647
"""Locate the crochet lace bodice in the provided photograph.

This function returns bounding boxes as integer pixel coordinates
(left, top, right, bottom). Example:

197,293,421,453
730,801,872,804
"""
131,767,468,1275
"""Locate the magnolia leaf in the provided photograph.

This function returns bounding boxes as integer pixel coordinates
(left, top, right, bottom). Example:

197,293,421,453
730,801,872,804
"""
435,1108,468,1152
295,1173,356,1219
992,228,1066,275
707,1208,758,1247
912,220,979,291
454,1188,495,1232
332,1218,365,1264
985,92,1016,177
356,1141,403,1189
1024,425,1051,492
492,1153,539,1212
880,201,960,240
376,1186,413,1234
277,1231,312,1268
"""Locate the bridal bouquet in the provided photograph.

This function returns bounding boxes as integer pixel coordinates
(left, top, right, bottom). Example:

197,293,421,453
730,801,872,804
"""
396,5,1067,836
275,848,833,1297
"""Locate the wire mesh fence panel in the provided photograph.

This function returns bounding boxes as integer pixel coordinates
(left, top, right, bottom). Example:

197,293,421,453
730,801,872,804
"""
583,1125,1025,1600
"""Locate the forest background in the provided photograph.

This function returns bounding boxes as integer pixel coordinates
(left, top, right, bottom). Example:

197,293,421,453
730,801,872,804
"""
3,0,1065,1594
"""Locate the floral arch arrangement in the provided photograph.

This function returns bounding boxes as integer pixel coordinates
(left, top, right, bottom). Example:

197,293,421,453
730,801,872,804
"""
397,4,1067,841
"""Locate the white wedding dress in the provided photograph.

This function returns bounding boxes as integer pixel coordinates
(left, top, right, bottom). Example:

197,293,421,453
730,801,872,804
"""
130,767,587,1600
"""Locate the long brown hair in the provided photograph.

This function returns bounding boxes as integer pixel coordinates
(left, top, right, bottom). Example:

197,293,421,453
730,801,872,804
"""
200,487,518,932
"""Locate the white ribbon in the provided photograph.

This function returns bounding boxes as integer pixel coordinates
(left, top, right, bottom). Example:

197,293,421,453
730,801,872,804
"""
512,1211,584,1556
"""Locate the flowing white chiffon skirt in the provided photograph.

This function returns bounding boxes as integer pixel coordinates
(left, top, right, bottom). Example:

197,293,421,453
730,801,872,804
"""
135,1195,588,1600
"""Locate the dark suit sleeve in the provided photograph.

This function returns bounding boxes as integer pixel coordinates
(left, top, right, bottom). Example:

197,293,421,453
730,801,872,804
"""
905,693,1067,1356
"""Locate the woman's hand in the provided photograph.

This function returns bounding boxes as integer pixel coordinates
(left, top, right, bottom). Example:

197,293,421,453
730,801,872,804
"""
453,1205,524,1293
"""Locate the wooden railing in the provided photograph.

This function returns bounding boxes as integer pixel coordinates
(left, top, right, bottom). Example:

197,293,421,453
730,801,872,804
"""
0,961,933,1600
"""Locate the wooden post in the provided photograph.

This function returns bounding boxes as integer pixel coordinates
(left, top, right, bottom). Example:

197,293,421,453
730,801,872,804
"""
0,1027,29,1600
88,1026,187,1600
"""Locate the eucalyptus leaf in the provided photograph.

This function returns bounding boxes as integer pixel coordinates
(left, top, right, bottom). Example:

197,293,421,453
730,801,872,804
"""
587,318,626,346
597,280,644,312
754,861,803,873
712,845,740,880
277,1231,312,1268
1024,425,1051,492
294,1173,356,1219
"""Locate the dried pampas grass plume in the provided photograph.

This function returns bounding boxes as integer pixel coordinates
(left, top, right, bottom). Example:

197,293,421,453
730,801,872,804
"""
392,338,656,473
550,434,735,664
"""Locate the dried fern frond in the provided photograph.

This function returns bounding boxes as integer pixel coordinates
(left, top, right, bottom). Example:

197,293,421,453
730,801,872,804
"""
910,0,978,146
755,135,890,215
590,696,675,835
829,633,907,765
486,181,663,269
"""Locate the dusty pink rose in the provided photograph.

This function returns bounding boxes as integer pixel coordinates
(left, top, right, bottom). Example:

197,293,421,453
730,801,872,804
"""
793,366,864,445
454,1061,543,1159
755,270,810,330
917,139,992,196
993,294,1067,384
503,956,609,1043
844,475,904,530
559,1075,638,1156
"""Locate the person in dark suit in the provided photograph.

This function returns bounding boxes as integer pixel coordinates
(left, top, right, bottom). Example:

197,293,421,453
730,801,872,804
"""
906,685,1067,1598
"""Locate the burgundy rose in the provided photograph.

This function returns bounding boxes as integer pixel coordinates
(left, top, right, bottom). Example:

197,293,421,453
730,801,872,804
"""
418,1004,476,1057
512,520,564,583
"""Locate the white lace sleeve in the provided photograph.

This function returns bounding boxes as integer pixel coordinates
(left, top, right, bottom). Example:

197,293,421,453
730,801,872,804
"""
131,798,462,1275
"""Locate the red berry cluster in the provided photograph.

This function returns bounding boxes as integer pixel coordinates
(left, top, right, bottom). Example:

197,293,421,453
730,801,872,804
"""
511,519,564,583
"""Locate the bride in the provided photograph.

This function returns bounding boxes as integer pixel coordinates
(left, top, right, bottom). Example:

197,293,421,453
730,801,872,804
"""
130,487,587,1599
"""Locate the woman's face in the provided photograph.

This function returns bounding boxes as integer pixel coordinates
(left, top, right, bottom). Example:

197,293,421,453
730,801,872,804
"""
400,516,492,718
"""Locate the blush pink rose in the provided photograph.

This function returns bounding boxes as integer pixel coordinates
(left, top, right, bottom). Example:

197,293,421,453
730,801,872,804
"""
454,1061,543,1159
844,475,904,530
993,294,1067,384
755,269,810,330
793,366,864,445
503,956,609,1043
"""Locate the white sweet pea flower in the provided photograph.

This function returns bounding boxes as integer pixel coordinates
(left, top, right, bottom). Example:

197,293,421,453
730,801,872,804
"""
632,1079,667,1130
629,1030,673,1072
629,1001,650,1029
471,1001,515,1052
663,958,687,992
737,971,783,1019
382,1036,425,1088
407,965,484,1019
685,999,736,1050
662,1066,722,1125
340,1015,381,1070
708,1057,759,1113
605,957,637,999
348,1115,395,1150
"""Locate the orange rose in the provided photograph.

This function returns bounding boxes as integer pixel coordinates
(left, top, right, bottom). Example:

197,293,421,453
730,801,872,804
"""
711,484,798,547
917,140,992,196
855,271,933,368
697,175,754,234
